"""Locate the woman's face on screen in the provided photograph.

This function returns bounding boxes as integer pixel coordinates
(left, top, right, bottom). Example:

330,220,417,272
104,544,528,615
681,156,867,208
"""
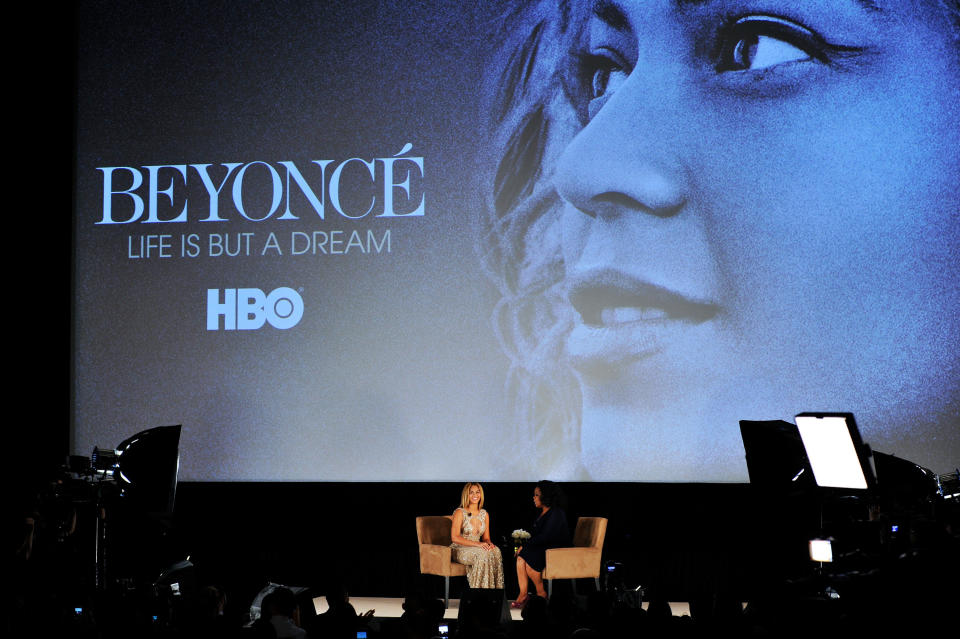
553,0,960,479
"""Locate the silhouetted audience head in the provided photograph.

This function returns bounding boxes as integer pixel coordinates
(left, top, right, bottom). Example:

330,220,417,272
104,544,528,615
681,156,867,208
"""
325,583,351,610
197,584,227,619
645,596,672,621
401,590,444,638
520,595,547,623
270,587,298,619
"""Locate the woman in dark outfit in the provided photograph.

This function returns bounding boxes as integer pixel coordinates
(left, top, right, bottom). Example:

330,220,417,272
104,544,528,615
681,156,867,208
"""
513,480,570,607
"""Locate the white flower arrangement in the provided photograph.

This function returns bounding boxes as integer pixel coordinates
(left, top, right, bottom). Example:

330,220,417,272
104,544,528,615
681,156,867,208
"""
511,529,531,541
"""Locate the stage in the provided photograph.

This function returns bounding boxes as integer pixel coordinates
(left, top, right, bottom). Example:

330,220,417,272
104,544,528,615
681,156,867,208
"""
312,596,692,620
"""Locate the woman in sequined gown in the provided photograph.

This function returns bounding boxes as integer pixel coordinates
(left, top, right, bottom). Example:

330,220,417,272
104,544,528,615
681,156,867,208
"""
450,483,504,589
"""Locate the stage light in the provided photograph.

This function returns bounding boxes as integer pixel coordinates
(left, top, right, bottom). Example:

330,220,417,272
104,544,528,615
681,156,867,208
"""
808,538,833,563
794,413,872,490
114,425,182,513
738,419,814,491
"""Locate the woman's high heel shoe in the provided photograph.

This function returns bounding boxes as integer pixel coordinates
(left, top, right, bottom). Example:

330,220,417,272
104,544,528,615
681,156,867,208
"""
510,596,528,609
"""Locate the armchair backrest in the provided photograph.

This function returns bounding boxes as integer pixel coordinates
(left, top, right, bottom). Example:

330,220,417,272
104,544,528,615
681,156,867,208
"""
416,515,454,546
572,517,607,549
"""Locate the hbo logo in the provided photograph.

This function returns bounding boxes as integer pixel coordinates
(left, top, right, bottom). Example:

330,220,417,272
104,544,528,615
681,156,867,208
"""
206,287,304,330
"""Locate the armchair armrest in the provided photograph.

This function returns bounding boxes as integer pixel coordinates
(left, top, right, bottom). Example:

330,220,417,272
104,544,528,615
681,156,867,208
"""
419,543,455,576
543,547,602,579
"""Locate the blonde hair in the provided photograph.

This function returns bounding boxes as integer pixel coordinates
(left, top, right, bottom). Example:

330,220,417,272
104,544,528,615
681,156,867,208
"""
460,482,485,510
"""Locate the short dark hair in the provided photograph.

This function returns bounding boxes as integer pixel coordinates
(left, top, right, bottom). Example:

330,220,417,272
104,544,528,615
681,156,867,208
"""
536,480,566,509
270,586,298,618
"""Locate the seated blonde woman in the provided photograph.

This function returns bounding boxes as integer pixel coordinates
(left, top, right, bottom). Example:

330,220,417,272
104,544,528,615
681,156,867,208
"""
450,482,504,588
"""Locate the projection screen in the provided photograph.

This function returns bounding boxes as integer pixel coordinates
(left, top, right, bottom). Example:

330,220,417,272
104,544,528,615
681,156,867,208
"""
73,0,960,481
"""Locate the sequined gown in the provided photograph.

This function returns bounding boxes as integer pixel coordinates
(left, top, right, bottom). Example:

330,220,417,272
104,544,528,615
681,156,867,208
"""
450,508,504,589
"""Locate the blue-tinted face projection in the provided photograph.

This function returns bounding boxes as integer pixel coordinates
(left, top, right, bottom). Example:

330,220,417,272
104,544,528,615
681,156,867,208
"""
491,0,960,480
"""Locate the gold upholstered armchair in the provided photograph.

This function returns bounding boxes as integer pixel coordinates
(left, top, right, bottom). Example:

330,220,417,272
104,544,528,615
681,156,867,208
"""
416,515,467,608
542,516,608,597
